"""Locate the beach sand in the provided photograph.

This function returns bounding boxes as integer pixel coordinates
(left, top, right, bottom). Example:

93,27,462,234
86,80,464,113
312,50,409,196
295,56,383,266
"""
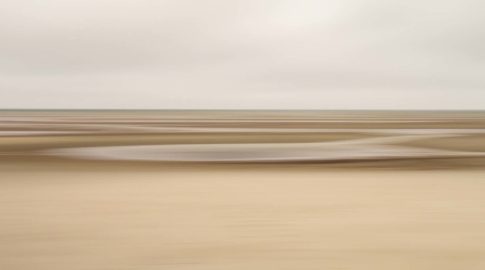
1,167,485,270
1,110,485,269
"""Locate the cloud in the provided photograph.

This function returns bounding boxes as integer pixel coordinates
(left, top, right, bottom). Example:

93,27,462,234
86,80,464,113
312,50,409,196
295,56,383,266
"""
0,0,484,109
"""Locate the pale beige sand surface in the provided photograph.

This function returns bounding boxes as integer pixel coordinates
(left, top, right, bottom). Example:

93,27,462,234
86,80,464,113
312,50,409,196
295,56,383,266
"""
1,168,485,270
2,111,485,269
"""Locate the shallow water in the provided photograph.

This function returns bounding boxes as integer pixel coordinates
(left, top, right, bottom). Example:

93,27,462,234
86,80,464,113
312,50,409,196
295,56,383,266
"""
45,132,485,162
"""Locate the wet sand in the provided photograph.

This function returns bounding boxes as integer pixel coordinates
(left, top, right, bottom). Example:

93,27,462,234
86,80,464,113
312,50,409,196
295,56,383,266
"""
1,110,485,269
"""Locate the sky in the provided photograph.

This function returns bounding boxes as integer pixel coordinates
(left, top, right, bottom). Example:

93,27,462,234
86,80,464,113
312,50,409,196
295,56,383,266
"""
1,0,484,110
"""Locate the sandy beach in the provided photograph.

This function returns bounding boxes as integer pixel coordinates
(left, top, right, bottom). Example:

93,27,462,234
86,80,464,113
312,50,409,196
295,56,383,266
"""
2,167,485,270
1,110,485,270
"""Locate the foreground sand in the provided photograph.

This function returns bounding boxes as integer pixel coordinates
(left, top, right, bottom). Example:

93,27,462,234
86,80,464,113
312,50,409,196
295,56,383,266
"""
1,167,485,270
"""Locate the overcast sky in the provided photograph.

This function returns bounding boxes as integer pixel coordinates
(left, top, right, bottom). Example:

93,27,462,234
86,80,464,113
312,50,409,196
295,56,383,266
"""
1,0,484,109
